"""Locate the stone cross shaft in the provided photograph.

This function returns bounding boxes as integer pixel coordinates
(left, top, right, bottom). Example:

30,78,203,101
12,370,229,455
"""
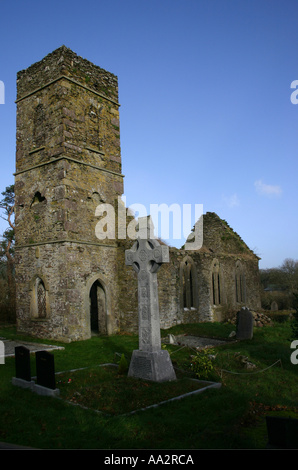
125,237,169,352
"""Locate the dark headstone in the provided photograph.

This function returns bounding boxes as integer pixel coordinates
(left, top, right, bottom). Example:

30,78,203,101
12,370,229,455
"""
35,350,56,390
266,416,298,449
15,346,31,382
286,418,298,448
236,307,253,340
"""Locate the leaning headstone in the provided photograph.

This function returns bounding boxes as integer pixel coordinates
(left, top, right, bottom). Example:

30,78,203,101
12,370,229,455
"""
271,300,278,311
168,334,177,345
12,346,34,389
236,307,254,340
33,350,60,396
125,216,176,382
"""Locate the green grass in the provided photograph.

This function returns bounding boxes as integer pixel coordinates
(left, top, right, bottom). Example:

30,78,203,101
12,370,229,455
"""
0,321,297,449
57,366,210,416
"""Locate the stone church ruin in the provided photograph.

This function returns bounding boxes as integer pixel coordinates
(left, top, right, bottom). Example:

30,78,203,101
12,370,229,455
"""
14,46,261,342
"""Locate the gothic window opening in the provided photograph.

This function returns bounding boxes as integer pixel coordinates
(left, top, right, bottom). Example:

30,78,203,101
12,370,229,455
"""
189,270,194,306
235,261,246,304
212,272,216,305
31,276,49,320
37,279,47,318
211,259,222,306
218,273,221,304
180,256,198,309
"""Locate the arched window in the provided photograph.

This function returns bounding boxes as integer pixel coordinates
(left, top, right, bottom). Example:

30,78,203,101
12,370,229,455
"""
235,261,246,304
211,259,222,306
180,256,198,309
30,276,49,320
37,278,47,318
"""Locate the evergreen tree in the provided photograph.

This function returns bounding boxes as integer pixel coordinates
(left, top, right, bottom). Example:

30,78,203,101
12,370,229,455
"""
291,293,298,341
0,185,15,321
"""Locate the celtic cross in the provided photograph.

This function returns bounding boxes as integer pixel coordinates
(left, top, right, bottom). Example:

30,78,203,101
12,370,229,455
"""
125,228,169,352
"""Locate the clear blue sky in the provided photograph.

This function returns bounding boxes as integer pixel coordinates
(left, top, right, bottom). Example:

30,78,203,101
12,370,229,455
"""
0,0,297,269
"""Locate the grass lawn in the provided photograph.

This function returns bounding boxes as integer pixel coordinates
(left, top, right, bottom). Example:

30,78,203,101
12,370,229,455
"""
0,320,297,449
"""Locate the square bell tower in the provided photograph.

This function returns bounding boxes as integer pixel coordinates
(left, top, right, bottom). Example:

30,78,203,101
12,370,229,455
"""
14,46,124,341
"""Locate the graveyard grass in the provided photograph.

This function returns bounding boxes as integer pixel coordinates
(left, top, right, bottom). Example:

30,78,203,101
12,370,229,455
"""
0,319,297,449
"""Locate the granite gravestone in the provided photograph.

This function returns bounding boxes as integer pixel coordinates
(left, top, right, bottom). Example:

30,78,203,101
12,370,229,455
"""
15,346,31,382
35,350,58,394
125,216,176,382
12,346,34,389
236,307,254,340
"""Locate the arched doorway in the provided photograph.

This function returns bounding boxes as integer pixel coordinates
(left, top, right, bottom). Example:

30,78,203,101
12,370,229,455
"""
89,280,107,334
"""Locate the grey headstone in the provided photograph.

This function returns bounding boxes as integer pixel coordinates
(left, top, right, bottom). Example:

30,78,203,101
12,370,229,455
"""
236,307,253,340
125,216,176,382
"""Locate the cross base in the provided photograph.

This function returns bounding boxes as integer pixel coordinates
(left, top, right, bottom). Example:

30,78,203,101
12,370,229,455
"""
128,349,176,382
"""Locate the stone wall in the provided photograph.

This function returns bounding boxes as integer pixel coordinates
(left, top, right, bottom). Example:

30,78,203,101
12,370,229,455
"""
15,241,120,342
117,213,261,334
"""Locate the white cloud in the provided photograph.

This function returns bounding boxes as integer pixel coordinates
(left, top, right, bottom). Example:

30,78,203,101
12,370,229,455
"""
254,179,282,197
223,193,240,208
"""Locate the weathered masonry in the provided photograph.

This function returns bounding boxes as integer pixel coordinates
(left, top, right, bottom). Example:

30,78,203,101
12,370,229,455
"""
14,46,123,341
14,47,261,342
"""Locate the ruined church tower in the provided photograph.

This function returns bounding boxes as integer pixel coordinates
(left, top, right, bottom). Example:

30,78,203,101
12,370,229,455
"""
14,46,124,341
